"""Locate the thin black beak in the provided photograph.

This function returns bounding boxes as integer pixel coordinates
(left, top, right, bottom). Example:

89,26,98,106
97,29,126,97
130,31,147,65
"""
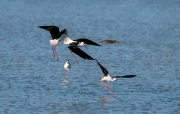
84,45,88,49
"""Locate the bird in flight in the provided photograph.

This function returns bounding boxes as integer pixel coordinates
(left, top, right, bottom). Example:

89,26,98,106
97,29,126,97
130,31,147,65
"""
38,26,68,61
64,37,100,63
96,59,136,94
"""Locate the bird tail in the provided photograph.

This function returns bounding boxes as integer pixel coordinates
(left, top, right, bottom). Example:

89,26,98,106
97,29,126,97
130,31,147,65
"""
64,37,74,44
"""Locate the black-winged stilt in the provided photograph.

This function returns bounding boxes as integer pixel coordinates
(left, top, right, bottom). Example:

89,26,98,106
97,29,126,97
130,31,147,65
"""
38,26,68,61
64,37,100,62
96,59,136,94
64,60,71,82
64,37,101,47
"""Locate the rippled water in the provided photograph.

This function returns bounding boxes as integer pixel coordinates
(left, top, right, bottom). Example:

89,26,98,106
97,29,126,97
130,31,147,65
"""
0,0,180,114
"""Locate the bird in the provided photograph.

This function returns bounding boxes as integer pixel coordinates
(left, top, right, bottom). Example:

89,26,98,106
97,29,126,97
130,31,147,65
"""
38,26,68,61
64,37,101,48
64,60,71,80
95,59,136,94
64,37,100,63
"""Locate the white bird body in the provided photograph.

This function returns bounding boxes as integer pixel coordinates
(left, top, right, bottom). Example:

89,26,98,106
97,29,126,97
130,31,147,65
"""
100,74,116,82
49,39,59,46
64,60,71,71
50,34,68,46
64,60,71,79
64,37,76,45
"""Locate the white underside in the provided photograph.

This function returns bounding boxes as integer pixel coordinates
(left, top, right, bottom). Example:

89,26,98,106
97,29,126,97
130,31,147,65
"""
100,74,112,82
49,34,68,46
63,37,76,44
49,39,59,46
64,62,71,70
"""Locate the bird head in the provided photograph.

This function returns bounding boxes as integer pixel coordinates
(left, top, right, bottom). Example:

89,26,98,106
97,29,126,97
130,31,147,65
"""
78,42,85,46
66,60,69,63
111,77,117,82
78,42,88,49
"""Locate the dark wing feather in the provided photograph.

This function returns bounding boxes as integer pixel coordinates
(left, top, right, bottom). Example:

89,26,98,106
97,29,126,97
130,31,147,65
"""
76,38,101,46
38,26,58,31
69,42,78,48
59,29,68,36
38,26,60,39
95,60,109,76
68,46,94,60
114,75,136,78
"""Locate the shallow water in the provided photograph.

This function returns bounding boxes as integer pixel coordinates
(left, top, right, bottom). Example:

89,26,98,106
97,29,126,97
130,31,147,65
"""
0,0,180,114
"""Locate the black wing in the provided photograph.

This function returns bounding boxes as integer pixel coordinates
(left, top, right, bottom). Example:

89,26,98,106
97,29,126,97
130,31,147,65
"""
68,46,94,60
95,60,109,76
38,26,60,39
113,75,136,78
59,29,68,36
76,38,101,46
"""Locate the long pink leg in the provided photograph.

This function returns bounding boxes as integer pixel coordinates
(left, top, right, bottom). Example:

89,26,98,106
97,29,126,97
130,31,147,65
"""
104,83,110,88
54,46,59,61
66,70,69,78
70,51,78,63
52,46,56,58
104,83,114,94
99,82,114,94
99,81,103,85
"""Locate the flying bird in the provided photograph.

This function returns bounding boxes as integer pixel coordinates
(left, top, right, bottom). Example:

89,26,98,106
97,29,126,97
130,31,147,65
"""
96,59,136,94
64,37,100,63
64,37,100,48
38,26,68,61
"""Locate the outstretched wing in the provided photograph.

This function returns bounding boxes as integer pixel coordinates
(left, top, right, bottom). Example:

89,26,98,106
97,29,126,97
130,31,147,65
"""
76,38,101,46
38,26,60,39
68,46,94,60
95,60,109,76
114,75,136,78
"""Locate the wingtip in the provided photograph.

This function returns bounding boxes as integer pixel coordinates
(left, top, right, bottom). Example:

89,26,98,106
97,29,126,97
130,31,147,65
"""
131,75,137,77
38,26,46,29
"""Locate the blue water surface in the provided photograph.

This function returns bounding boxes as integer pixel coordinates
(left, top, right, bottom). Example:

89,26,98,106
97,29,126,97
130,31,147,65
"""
0,0,180,114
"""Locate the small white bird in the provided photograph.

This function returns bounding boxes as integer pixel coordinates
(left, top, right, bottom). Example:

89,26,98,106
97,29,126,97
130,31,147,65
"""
64,60,71,79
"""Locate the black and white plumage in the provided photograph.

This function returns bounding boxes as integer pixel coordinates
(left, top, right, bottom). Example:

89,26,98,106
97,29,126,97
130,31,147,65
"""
38,26,68,61
96,59,136,94
64,60,71,79
64,37,98,63
64,37,101,47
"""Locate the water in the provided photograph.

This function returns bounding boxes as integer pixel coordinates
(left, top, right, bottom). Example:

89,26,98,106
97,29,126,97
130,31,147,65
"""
0,0,180,113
